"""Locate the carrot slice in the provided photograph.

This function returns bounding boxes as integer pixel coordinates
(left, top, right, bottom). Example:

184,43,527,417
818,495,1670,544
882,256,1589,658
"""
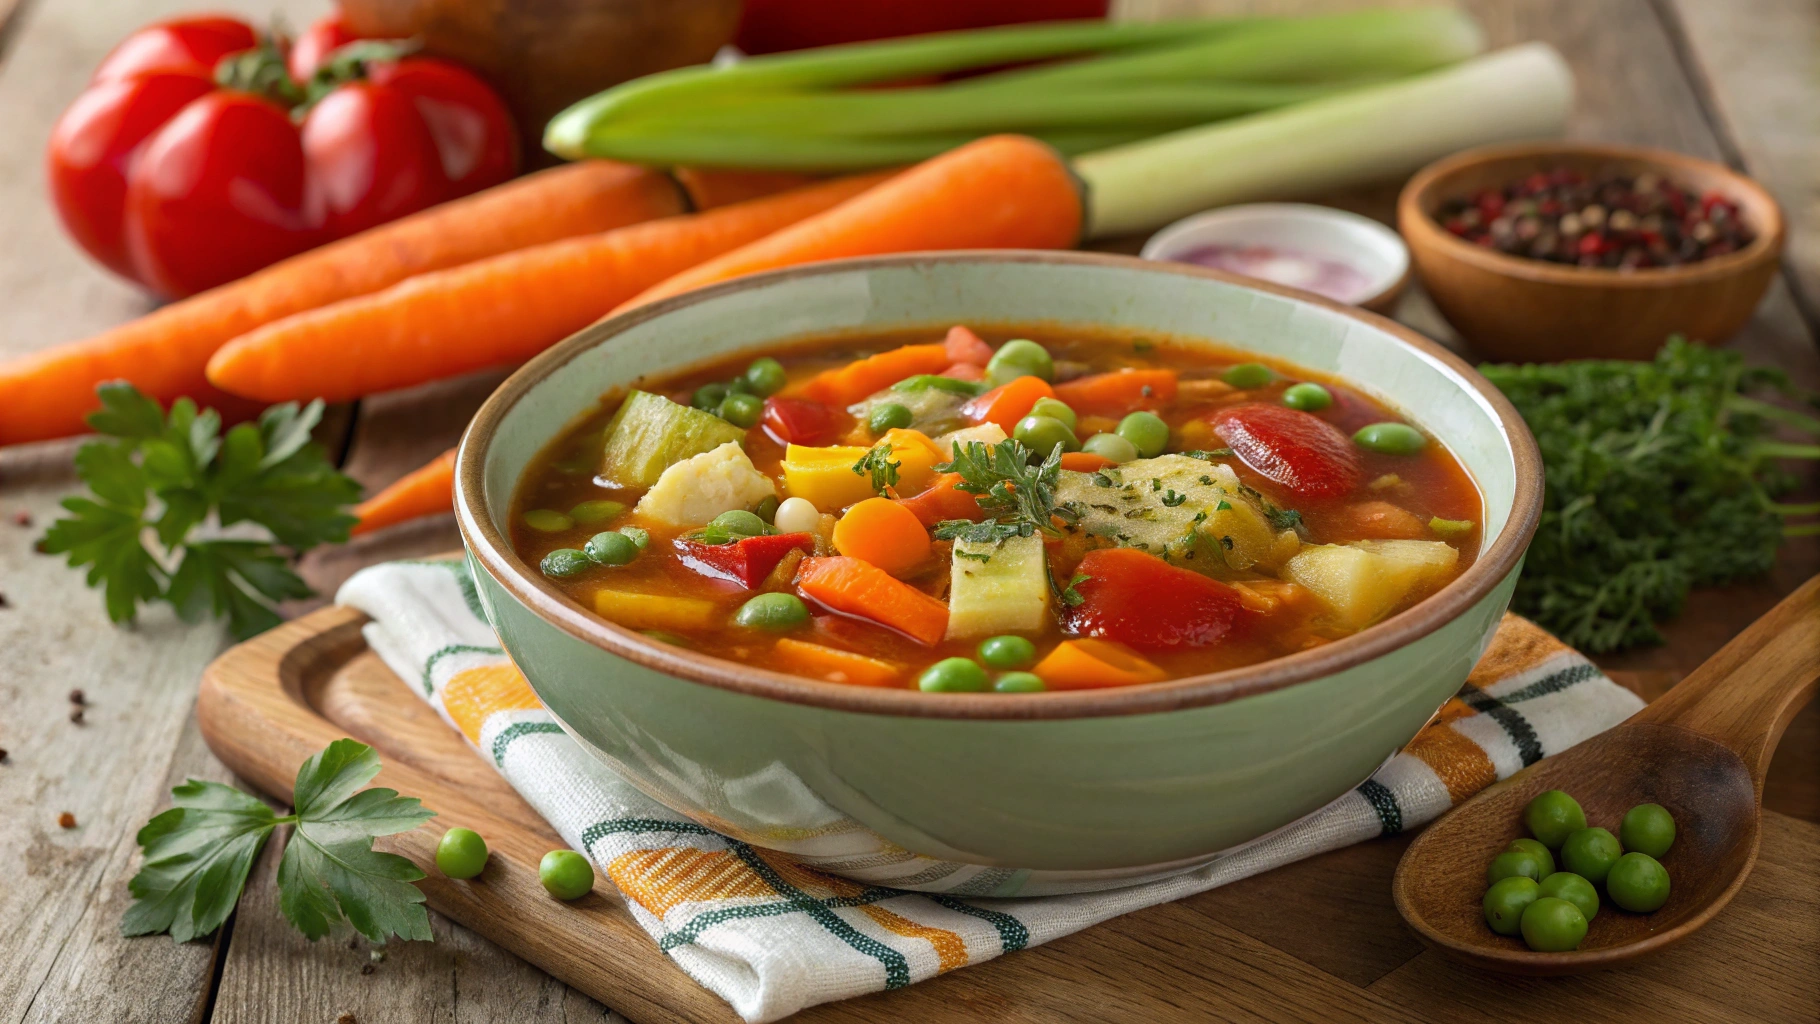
1059,451,1118,473
831,497,931,574
206,173,891,404
796,556,949,646
350,447,457,536
618,134,1083,311
796,342,950,406
1053,369,1179,418
943,325,994,366
1033,639,1167,690
773,638,902,687
962,375,1055,433
892,472,985,527
0,161,688,445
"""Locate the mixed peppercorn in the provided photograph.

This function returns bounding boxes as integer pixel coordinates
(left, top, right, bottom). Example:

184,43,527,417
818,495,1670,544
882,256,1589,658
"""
1436,168,1753,269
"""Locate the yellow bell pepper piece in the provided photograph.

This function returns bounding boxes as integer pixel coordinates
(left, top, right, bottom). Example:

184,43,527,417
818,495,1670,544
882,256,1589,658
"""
782,429,943,510
593,589,719,631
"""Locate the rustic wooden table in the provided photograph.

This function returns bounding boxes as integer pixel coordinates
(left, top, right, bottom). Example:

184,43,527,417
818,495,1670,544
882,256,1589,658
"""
0,0,1814,1022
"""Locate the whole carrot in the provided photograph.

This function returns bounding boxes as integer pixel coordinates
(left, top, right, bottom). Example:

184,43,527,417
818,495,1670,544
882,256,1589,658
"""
674,167,823,209
618,135,1083,312
206,173,893,404
351,448,458,536
0,161,686,446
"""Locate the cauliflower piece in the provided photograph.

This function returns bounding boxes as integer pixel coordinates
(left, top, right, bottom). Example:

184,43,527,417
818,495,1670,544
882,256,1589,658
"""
634,442,776,527
932,422,1008,456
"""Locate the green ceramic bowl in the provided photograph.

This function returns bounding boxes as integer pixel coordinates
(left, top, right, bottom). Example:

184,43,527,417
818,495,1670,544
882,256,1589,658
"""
456,252,1541,896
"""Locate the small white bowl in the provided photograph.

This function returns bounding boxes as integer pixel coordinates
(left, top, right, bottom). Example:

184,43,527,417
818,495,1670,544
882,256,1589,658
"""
1140,203,1411,313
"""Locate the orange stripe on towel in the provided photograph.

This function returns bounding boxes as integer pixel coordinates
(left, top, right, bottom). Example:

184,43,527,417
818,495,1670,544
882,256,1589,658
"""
1466,613,1565,688
609,847,776,916
1406,716,1499,804
858,904,970,972
442,664,541,743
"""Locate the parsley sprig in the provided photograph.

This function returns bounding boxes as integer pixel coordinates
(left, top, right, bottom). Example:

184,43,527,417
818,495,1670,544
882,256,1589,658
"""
852,441,901,495
932,439,1079,544
124,739,434,944
41,383,360,639
1483,337,1819,652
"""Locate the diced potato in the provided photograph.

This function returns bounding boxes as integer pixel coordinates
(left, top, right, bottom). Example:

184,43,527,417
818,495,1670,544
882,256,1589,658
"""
1054,455,1293,575
634,442,776,527
781,430,942,510
945,533,1050,639
1282,540,1459,629
594,589,719,631
931,422,1007,456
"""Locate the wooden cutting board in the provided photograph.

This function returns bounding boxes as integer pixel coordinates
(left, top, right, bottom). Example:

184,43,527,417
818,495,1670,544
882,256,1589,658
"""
196,602,1820,1024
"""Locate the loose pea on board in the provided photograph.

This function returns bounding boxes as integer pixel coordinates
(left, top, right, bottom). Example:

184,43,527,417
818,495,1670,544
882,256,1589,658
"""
436,827,489,879
540,849,595,900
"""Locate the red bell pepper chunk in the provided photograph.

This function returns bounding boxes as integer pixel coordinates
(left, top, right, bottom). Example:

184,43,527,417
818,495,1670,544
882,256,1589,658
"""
1209,402,1362,499
943,325,995,366
1063,547,1241,650
675,532,815,588
762,396,846,447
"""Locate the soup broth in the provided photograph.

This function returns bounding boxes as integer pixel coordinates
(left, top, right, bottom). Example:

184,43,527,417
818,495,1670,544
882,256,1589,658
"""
511,325,1483,692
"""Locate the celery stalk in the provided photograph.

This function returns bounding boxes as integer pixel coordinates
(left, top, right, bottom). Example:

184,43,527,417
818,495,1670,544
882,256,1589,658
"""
1074,43,1574,238
545,19,1243,158
575,129,1154,171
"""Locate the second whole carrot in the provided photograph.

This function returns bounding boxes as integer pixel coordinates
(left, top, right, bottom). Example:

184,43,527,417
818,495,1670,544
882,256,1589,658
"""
616,134,1084,313
350,447,458,536
206,172,893,404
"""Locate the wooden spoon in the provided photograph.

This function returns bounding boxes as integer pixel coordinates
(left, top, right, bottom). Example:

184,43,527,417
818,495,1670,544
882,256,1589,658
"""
1393,574,1820,974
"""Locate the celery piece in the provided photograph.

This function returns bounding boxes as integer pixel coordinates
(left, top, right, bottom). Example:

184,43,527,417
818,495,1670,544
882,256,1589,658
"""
1429,517,1475,538
598,391,747,489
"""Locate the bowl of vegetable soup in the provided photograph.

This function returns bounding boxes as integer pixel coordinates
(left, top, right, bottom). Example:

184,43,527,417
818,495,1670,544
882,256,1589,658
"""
455,251,1541,894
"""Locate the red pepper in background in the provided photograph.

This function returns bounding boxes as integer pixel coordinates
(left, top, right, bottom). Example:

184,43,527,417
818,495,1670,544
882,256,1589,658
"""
735,0,1110,55
46,13,517,298
677,533,816,589
1063,547,1243,650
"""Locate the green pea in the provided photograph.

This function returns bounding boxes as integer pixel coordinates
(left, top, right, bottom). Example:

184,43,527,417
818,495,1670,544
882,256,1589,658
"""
725,376,755,395
1560,827,1623,886
744,357,788,397
1507,838,1555,878
692,382,729,412
869,402,914,434
1027,397,1077,432
754,495,780,525
918,657,988,693
584,530,640,566
1482,875,1539,937
1536,871,1599,922
734,592,809,631
711,510,769,538
619,526,650,550
568,500,626,525
539,849,595,901
523,509,574,533
1605,852,1670,912
1081,432,1139,464
720,391,764,428
1353,422,1428,456
1519,896,1587,952
1014,415,1079,458
1221,362,1275,389
1524,790,1587,849
1486,848,1548,886
1116,411,1169,458
1619,803,1676,859
978,635,1037,670
993,672,1046,693
540,548,593,578
985,339,1054,386
1281,382,1333,411
435,827,489,880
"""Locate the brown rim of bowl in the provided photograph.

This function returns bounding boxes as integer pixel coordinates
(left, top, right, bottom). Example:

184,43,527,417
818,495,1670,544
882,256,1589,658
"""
1397,141,1785,288
456,250,1543,721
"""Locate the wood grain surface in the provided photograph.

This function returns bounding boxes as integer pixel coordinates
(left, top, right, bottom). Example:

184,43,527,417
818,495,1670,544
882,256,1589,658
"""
0,0,1814,1020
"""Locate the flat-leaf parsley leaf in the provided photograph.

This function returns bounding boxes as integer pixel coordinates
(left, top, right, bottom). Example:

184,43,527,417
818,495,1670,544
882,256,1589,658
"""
123,739,435,944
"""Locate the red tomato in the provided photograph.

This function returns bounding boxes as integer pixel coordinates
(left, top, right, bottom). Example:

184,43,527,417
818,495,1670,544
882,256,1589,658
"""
288,11,360,81
1063,547,1242,650
763,396,846,447
1210,402,1363,500
46,14,517,298
736,0,1110,54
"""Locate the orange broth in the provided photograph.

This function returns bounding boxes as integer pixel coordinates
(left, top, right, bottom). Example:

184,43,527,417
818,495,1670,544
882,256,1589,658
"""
510,326,1483,690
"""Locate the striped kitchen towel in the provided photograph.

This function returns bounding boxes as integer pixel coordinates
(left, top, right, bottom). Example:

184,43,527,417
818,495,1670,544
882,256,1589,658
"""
337,558,1644,1023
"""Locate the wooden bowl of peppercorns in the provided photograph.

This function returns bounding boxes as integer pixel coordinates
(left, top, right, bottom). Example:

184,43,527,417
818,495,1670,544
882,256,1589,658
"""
1398,142,1783,362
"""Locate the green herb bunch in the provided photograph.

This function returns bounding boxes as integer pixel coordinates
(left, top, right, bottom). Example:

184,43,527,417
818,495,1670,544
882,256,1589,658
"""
41,383,360,639
124,739,434,944
932,439,1080,545
1482,338,1819,652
